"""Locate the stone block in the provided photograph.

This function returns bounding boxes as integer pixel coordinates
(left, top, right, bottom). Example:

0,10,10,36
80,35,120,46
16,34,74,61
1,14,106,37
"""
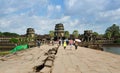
40,67,51,73
44,60,53,67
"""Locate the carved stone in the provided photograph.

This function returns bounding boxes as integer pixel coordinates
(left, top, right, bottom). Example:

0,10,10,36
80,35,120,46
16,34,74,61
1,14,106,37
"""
83,30,93,42
54,23,64,39
26,28,35,38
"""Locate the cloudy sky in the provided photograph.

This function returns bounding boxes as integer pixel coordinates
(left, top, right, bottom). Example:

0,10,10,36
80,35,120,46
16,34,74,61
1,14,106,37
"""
0,0,120,35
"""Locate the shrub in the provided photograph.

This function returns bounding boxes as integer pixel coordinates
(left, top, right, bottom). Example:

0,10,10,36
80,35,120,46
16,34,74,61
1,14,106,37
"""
114,38,120,43
10,38,19,43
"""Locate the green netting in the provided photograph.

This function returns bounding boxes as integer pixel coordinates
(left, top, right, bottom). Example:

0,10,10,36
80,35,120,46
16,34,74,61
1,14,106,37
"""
10,44,28,53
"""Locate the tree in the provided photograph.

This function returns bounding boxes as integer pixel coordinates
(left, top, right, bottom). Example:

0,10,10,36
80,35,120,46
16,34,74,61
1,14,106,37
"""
10,38,19,43
2,32,19,37
105,24,120,39
93,32,99,36
64,31,70,39
19,37,28,45
92,32,99,41
0,32,3,36
49,31,54,40
73,30,79,38
105,32,112,39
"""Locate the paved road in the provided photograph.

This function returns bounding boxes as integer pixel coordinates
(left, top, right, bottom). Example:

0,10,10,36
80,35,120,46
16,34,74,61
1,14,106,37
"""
52,46,120,73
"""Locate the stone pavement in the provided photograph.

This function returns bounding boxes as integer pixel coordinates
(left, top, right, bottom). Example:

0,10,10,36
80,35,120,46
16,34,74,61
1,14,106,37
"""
0,45,57,73
52,46,120,73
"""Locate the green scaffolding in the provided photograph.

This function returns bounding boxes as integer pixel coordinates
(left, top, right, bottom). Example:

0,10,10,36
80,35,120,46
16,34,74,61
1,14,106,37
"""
10,44,28,53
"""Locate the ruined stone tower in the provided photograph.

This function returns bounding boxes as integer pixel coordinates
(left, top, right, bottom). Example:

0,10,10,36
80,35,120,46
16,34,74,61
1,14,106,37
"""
26,28,35,38
54,23,64,39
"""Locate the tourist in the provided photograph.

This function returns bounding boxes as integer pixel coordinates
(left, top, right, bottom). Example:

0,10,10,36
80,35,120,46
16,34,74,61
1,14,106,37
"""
52,40,54,45
59,39,63,46
74,41,78,50
69,39,73,48
37,40,41,48
63,40,67,49
66,39,69,45
59,39,61,46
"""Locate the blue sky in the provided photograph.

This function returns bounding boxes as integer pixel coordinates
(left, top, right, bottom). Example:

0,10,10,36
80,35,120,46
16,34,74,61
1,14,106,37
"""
0,0,120,35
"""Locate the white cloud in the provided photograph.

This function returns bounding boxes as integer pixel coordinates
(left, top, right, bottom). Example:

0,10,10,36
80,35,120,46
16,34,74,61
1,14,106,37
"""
47,5,62,17
0,0,120,35
3,8,17,14
60,16,70,21
99,8,120,20
0,0,49,15
64,0,120,21
0,13,83,34
66,0,78,9
48,5,54,12
0,12,109,35
0,20,11,28
56,5,61,11
65,0,109,15
94,8,120,25
64,0,120,31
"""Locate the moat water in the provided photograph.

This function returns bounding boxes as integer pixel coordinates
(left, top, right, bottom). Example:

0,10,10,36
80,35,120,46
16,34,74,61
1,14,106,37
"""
103,46,120,55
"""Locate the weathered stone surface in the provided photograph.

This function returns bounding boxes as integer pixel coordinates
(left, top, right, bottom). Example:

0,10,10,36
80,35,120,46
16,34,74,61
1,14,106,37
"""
40,67,51,73
83,30,93,42
0,45,57,73
44,60,53,67
52,46,120,73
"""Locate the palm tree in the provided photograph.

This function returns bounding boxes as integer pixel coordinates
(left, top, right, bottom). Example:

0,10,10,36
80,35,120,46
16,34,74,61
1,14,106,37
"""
49,30,54,40
73,30,79,38
105,31,112,39
64,31,70,39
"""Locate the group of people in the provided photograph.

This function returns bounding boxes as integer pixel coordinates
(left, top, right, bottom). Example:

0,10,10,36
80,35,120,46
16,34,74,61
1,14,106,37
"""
62,39,79,50
36,39,79,50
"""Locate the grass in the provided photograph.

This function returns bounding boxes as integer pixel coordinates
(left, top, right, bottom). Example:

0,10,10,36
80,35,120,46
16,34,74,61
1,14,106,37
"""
0,51,10,56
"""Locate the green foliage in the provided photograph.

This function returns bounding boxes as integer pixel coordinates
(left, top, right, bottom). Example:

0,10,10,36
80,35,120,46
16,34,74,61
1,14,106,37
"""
0,32,3,36
10,38,19,43
0,32,19,37
0,51,10,56
114,38,120,43
105,24,120,38
73,30,79,38
105,32,112,39
99,34,104,38
64,31,70,38
19,38,28,45
93,32,99,36
49,31,54,38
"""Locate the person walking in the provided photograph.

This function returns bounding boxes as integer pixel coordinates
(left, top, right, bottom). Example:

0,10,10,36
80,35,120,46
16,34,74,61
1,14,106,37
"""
69,39,73,49
74,41,78,50
63,40,67,49
37,40,41,48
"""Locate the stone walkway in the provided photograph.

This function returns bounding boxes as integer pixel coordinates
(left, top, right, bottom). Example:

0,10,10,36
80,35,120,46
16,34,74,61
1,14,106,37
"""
0,45,57,73
0,45,120,73
52,46,120,73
